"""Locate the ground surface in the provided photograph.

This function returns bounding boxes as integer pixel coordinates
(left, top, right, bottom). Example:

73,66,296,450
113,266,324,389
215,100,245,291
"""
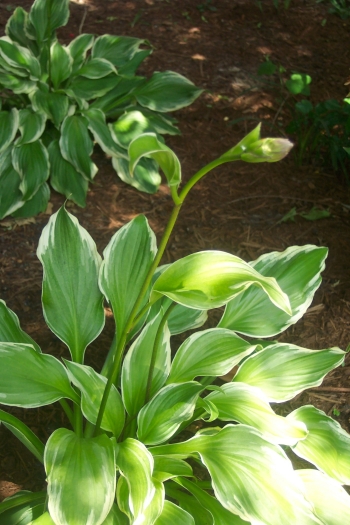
1,0,350,499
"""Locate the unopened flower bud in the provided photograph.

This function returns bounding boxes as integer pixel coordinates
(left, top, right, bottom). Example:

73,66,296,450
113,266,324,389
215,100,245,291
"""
240,138,293,163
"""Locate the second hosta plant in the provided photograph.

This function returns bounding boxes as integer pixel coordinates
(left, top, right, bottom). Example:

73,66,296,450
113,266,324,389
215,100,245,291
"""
0,0,202,219
0,126,350,524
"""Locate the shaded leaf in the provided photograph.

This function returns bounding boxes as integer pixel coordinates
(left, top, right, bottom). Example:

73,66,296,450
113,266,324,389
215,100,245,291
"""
0,299,40,350
12,139,49,200
60,115,98,180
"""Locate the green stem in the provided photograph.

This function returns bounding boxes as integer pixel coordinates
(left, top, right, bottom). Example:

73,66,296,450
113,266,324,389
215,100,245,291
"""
100,332,118,378
59,399,74,428
94,156,232,436
74,403,83,438
0,408,45,463
144,302,176,404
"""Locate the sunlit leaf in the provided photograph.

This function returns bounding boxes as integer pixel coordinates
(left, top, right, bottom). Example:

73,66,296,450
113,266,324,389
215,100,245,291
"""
155,500,195,525
168,328,255,383
233,343,345,402
153,456,193,482
219,245,328,337
37,207,105,363
112,155,161,194
45,428,115,525
288,405,350,484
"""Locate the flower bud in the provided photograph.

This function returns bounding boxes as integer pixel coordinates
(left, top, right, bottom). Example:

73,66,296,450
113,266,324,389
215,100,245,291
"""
240,138,293,163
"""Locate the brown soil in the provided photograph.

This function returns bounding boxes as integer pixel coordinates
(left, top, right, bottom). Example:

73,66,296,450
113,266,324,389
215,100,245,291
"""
1,0,350,499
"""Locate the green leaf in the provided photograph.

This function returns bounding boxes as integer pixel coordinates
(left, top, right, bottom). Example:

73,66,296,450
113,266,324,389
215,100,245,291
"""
50,41,72,89
60,115,98,180
115,438,163,524
83,107,127,158
30,511,56,524
216,124,261,162
37,207,105,363
0,491,45,525
45,428,115,525
0,409,45,463
122,310,171,417
0,342,79,407
137,382,204,445
300,207,331,221
12,139,49,200
110,111,159,148
48,140,88,207
118,48,152,76
167,302,207,335
151,250,292,312
233,343,345,402
100,503,129,525
219,245,328,337
285,73,312,95
11,182,50,218
257,60,277,76
159,425,321,525
166,487,213,525
0,37,40,78
16,109,46,145
129,132,182,188
64,361,125,438
155,500,195,525
29,0,69,44
296,469,350,525
68,33,95,73
99,215,157,341
30,88,69,128
68,73,120,100
5,7,32,49
0,71,35,94
206,382,307,445
0,109,19,153
0,299,40,350
288,405,350,484
77,57,117,79
90,76,147,114
112,155,161,194
0,153,24,219
135,71,203,112
153,456,193,482
92,35,146,67
167,328,255,383
174,477,247,525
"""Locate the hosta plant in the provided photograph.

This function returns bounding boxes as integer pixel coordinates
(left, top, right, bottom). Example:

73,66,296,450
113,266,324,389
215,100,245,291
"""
1,126,350,525
0,0,202,220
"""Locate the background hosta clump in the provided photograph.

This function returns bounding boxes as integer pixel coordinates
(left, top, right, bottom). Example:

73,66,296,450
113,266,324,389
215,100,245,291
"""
0,0,202,220
0,129,349,524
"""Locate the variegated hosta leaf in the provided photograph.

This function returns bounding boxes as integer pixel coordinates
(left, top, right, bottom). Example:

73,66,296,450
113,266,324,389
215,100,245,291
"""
99,214,157,342
77,57,117,79
168,302,208,335
135,71,203,112
0,109,19,153
29,0,69,44
153,456,193,482
219,245,328,337
48,140,88,208
0,154,24,219
0,490,46,524
296,469,350,525
11,182,50,218
37,207,105,363
129,132,181,188
60,115,98,180
0,408,45,462
233,343,345,402
67,33,95,73
0,342,79,407
0,71,36,94
50,41,72,89
155,500,195,525
112,156,161,194
91,34,147,67
83,107,127,158
206,382,307,446
29,511,56,524
64,361,125,438
16,108,46,145
115,438,163,524
0,299,40,350
151,250,292,312
122,310,171,417
153,425,321,525
30,88,69,128
288,405,350,484
174,477,247,525
68,74,120,100
0,37,41,78
137,382,204,445
12,139,49,200
167,328,256,384
45,428,115,525
6,7,33,48
101,503,129,525
165,486,213,525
